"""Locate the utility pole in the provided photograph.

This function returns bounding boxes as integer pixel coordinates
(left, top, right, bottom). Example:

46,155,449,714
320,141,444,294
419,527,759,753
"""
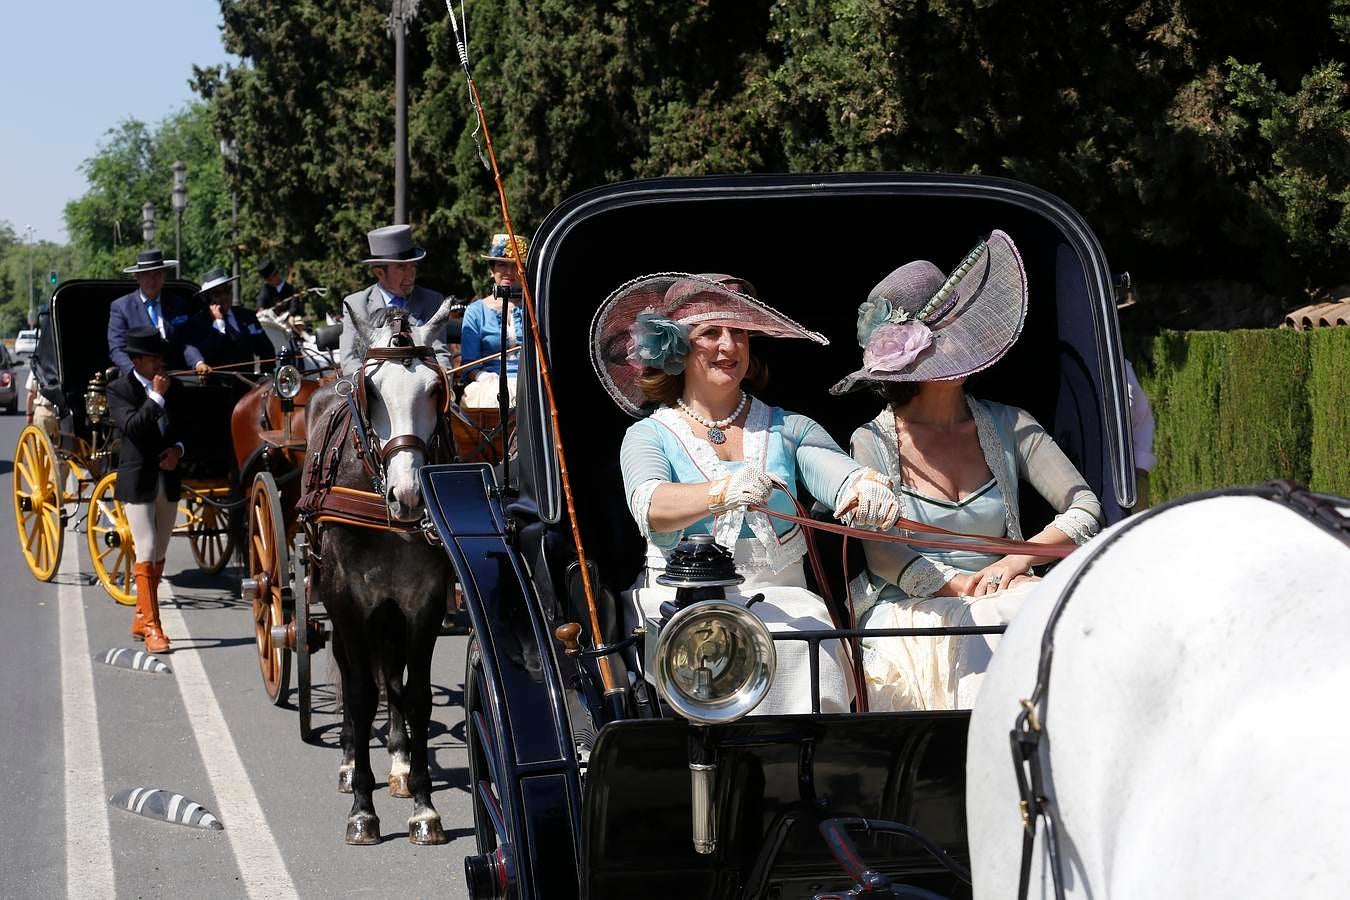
221,139,241,304
388,0,418,224
172,160,188,278
24,225,35,327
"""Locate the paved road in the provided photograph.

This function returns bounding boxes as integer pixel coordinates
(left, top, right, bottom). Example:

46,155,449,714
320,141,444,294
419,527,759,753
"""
1,363,474,899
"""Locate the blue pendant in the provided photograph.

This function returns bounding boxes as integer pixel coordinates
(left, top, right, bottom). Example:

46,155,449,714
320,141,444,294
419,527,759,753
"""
707,427,727,445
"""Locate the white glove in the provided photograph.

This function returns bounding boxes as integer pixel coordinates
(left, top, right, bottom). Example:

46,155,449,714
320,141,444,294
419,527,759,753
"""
473,371,498,383
708,466,773,513
834,469,900,530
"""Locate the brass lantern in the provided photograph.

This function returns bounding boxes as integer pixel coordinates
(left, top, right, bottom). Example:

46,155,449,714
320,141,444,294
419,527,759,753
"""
85,371,109,424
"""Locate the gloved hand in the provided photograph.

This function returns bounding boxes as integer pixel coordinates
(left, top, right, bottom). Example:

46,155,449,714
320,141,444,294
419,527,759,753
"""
707,465,773,513
833,469,900,530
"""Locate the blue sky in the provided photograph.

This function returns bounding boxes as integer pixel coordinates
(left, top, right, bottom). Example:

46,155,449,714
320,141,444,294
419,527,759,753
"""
0,1,232,244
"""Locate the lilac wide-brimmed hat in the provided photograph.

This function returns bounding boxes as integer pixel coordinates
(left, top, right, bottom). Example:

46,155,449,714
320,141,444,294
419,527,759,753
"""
590,272,827,416
829,229,1028,394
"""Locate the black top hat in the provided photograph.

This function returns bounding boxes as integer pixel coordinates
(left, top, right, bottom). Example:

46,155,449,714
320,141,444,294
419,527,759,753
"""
123,249,178,274
257,259,279,279
362,225,427,265
124,326,170,359
198,268,240,295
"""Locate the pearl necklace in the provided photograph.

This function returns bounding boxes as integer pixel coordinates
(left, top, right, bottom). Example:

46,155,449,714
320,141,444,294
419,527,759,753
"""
676,391,748,445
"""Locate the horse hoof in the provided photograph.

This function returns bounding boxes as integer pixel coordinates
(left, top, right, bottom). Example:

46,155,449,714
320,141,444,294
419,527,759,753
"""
408,815,448,846
345,814,381,845
337,767,355,794
388,773,412,798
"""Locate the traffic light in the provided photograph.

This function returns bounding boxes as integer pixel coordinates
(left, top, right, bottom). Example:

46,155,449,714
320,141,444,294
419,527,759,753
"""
48,270,58,286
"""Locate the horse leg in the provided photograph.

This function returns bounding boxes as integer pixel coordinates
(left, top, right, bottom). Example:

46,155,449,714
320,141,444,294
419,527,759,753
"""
338,624,381,845
404,610,447,845
382,630,413,799
332,627,356,794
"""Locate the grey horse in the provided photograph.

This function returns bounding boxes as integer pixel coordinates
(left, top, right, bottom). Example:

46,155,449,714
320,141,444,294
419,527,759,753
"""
304,300,456,845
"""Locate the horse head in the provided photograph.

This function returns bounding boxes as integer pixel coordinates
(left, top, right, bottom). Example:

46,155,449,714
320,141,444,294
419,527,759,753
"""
345,299,455,522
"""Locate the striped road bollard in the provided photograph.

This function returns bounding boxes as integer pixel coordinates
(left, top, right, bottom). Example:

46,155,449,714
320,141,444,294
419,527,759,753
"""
108,788,223,830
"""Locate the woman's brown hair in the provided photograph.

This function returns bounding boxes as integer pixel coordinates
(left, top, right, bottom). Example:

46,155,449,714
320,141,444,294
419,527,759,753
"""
638,356,770,406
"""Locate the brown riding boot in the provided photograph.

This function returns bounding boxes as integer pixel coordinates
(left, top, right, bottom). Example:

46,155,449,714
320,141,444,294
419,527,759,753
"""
131,561,153,641
140,559,171,654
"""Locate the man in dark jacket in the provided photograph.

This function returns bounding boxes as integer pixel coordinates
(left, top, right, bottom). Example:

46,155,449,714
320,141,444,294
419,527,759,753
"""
107,327,187,653
255,259,297,315
182,268,276,374
107,249,193,374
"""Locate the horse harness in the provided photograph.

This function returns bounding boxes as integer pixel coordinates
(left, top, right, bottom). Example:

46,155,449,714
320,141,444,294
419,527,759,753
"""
295,313,451,539
1010,482,1349,900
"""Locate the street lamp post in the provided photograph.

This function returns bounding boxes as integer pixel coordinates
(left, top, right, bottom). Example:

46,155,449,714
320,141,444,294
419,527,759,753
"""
171,160,188,278
24,225,35,328
220,139,240,305
142,202,157,248
386,0,419,224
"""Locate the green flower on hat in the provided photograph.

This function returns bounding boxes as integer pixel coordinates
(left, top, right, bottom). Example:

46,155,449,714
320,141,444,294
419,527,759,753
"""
629,310,690,374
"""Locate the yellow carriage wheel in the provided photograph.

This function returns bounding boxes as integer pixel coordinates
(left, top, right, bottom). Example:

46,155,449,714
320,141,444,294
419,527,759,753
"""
86,473,137,606
183,486,235,575
12,426,64,581
247,472,291,705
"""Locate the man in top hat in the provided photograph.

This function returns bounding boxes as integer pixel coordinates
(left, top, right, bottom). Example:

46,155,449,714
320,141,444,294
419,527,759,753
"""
108,249,192,374
255,259,297,316
182,268,277,374
338,224,457,375
106,326,189,654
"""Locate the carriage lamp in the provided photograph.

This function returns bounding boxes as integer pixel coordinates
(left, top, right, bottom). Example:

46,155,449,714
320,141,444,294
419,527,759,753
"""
85,371,108,425
651,601,776,726
275,364,302,401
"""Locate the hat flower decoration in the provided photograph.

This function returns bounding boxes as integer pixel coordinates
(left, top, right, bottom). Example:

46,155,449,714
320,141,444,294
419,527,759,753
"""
629,310,691,375
831,229,1028,394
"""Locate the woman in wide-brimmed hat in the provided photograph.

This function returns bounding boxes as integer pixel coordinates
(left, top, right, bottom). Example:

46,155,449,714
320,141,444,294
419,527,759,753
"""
460,233,528,408
833,230,1101,712
593,273,902,715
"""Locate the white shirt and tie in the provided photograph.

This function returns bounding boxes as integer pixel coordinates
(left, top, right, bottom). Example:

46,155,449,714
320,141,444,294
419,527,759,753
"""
141,291,167,338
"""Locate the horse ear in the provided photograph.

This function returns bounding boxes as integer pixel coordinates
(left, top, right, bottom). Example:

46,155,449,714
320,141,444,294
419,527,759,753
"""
346,300,374,358
414,299,457,346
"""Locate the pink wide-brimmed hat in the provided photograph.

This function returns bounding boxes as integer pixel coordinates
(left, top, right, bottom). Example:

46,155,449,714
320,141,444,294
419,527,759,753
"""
829,229,1028,394
590,272,828,416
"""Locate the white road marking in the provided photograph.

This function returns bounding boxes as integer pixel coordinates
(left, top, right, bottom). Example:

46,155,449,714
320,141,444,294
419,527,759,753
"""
157,586,298,900
58,548,115,899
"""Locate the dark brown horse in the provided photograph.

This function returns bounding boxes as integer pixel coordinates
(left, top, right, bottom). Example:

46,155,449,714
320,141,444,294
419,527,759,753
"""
301,302,455,845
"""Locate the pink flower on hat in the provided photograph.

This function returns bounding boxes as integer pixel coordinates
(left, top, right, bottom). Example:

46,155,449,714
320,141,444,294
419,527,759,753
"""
863,321,933,374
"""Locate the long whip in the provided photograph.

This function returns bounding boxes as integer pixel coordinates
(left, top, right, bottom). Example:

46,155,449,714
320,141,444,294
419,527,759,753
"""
444,3,621,699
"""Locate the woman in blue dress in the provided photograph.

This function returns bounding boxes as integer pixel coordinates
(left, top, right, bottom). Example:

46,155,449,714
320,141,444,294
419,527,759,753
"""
592,273,901,714
460,233,527,408
831,231,1102,710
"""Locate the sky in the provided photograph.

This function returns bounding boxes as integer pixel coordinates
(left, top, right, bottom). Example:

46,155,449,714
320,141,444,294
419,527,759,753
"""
0,1,233,245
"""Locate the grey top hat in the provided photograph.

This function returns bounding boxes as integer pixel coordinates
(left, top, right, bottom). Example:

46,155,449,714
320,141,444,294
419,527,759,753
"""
362,225,427,265
123,249,178,274
197,268,240,295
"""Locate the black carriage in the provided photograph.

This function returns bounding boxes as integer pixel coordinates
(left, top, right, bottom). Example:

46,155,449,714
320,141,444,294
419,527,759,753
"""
414,173,1135,899
13,279,250,597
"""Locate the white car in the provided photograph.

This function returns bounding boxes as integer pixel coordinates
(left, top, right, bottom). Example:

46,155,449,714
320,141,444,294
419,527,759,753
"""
13,329,38,356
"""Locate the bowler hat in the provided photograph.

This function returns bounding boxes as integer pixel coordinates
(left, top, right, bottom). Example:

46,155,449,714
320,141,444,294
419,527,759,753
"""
198,267,239,295
123,249,178,275
363,225,426,265
124,326,170,359
257,259,279,279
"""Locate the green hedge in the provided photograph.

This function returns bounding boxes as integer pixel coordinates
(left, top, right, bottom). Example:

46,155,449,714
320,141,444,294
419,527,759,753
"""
1141,328,1348,503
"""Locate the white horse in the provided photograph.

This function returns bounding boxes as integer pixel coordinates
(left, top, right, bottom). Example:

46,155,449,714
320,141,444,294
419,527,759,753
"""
967,487,1350,898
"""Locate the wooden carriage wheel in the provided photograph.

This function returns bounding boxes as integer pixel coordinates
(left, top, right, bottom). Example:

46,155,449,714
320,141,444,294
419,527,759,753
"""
247,472,291,705
463,639,519,895
12,426,64,582
183,487,234,575
86,473,137,605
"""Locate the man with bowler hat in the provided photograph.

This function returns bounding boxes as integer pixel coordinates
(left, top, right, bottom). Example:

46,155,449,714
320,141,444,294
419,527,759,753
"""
255,258,297,316
108,249,192,374
338,224,458,375
107,327,189,653
182,267,276,374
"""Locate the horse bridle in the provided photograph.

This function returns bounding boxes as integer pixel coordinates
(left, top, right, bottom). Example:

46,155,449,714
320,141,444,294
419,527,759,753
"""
1011,481,1349,900
336,311,451,495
